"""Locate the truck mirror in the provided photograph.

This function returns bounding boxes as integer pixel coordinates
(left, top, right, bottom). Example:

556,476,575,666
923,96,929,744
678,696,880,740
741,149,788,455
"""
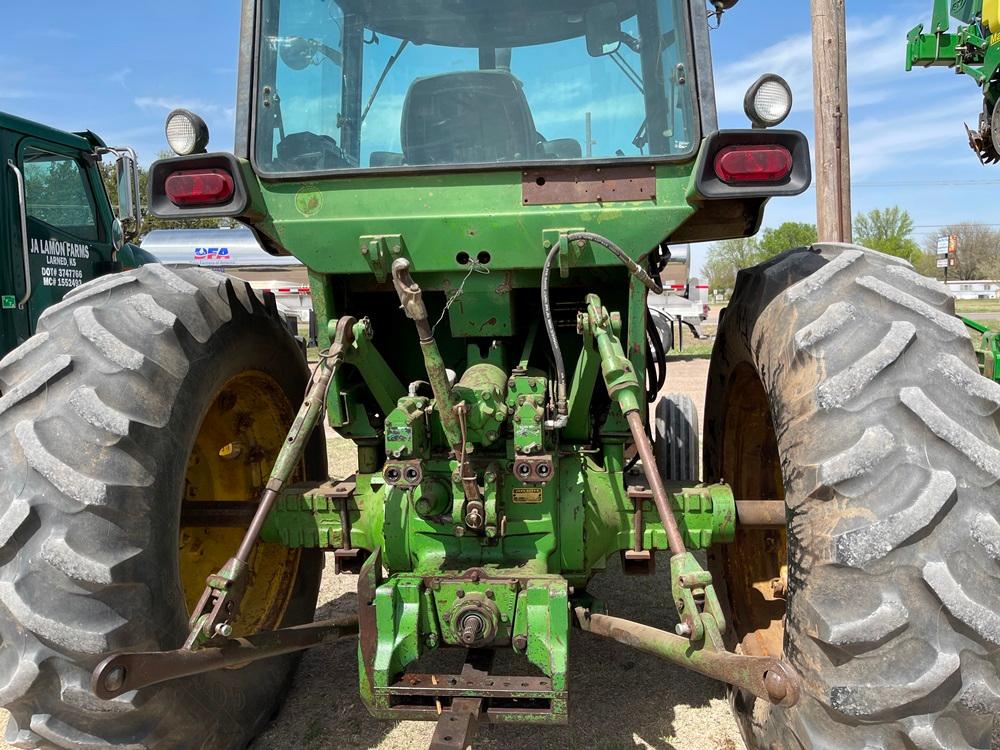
111,218,125,253
115,151,142,238
585,3,622,57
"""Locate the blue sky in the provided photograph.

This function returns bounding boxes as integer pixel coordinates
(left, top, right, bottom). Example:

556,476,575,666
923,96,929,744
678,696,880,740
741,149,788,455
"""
2,1,995,273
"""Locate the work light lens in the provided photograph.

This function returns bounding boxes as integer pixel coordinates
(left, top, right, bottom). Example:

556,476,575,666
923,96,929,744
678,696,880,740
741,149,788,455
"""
744,75,792,128
165,110,209,156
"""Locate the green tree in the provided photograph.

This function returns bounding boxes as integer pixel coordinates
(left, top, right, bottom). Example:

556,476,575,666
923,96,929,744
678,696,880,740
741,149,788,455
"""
911,252,939,278
853,207,921,263
757,221,818,257
701,237,761,292
700,222,818,292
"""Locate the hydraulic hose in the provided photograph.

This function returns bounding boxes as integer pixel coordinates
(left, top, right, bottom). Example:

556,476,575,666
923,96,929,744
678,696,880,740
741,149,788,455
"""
541,232,663,428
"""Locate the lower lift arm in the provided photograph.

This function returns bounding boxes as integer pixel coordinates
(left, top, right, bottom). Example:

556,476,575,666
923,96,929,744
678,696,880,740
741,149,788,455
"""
582,292,799,705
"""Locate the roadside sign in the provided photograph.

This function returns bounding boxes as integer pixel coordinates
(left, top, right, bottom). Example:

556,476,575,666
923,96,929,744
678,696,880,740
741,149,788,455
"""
936,235,959,255
937,257,949,268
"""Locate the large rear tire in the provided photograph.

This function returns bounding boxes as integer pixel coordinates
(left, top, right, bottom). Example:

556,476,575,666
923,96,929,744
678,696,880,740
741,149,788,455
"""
0,266,324,749
704,244,1000,749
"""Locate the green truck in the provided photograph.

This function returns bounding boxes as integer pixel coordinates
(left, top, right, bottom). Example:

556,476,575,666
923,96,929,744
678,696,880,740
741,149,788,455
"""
0,112,147,357
0,2,997,750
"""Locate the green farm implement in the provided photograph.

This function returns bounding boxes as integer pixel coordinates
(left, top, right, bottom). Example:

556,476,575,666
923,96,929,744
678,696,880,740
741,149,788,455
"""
907,0,1000,161
0,2,998,749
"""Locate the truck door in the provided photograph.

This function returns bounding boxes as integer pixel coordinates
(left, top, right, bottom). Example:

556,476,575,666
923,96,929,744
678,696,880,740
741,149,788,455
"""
12,141,114,336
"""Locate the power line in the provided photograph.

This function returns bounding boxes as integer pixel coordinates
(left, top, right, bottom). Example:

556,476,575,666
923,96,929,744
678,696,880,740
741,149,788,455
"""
853,179,1000,188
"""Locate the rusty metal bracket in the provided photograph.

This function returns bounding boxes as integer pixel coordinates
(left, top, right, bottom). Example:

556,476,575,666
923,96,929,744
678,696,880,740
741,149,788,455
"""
311,479,364,574
574,608,800,707
91,615,359,699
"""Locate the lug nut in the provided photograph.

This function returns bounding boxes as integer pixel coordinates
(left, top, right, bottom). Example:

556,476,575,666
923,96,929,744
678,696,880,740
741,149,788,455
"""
218,442,244,461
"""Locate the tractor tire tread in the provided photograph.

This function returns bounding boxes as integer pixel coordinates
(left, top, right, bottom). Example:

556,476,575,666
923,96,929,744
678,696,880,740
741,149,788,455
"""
707,243,1000,749
0,265,312,749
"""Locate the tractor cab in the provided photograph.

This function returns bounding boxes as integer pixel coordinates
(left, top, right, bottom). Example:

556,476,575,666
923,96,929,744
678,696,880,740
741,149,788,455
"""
253,0,697,174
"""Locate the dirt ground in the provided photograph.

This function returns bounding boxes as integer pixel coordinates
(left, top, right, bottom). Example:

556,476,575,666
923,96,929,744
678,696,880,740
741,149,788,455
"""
0,359,743,750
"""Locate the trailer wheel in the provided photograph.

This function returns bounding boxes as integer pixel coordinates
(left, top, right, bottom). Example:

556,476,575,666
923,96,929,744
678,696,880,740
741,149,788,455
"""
0,266,324,749
704,244,1000,749
654,393,699,482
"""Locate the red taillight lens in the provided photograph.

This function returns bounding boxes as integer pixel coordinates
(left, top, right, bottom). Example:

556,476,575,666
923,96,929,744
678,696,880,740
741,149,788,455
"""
714,145,793,184
165,169,235,206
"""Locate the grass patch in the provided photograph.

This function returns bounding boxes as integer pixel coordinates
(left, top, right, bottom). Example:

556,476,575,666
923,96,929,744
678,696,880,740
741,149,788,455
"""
956,299,1000,313
666,338,715,360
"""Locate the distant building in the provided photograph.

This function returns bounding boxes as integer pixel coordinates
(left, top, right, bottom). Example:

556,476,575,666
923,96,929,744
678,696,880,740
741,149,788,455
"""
141,228,312,321
946,280,1000,300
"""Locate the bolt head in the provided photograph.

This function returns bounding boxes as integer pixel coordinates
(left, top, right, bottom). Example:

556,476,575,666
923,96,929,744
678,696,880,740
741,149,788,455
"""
215,623,233,638
455,589,465,598
512,635,528,650
674,622,692,637
764,670,788,701
104,666,126,693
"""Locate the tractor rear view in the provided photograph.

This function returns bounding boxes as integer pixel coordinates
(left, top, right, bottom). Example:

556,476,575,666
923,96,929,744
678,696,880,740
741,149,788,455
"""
0,2,997,749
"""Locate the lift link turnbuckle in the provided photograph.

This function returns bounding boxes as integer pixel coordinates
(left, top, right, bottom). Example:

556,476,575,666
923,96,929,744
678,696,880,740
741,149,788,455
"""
183,317,357,649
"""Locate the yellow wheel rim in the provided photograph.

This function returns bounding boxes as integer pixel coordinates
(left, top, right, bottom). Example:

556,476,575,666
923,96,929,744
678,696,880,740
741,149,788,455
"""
179,372,303,636
716,363,788,658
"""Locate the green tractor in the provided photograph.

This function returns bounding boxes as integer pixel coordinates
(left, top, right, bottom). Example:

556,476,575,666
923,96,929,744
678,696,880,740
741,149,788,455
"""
0,112,151,359
1,2,997,749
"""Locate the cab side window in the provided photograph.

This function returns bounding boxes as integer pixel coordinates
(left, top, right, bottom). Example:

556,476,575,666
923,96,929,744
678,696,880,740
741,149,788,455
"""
22,147,99,242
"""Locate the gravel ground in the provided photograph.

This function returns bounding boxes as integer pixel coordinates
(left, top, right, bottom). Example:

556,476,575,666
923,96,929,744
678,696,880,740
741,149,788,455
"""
0,359,743,750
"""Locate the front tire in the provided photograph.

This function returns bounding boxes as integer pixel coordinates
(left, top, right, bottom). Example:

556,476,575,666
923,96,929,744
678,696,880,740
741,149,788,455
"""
0,266,323,749
704,244,1000,749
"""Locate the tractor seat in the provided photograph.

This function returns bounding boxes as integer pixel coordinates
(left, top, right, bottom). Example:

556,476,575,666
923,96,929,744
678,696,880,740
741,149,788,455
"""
401,70,540,166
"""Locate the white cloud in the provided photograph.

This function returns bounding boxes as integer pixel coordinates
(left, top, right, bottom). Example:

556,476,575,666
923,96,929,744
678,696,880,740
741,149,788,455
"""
0,89,37,100
134,96,222,114
110,68,132,89
713,14,922,116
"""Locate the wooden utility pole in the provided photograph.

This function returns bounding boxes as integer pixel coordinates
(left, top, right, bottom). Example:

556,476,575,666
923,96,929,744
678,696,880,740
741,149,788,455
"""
811,0,852,242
